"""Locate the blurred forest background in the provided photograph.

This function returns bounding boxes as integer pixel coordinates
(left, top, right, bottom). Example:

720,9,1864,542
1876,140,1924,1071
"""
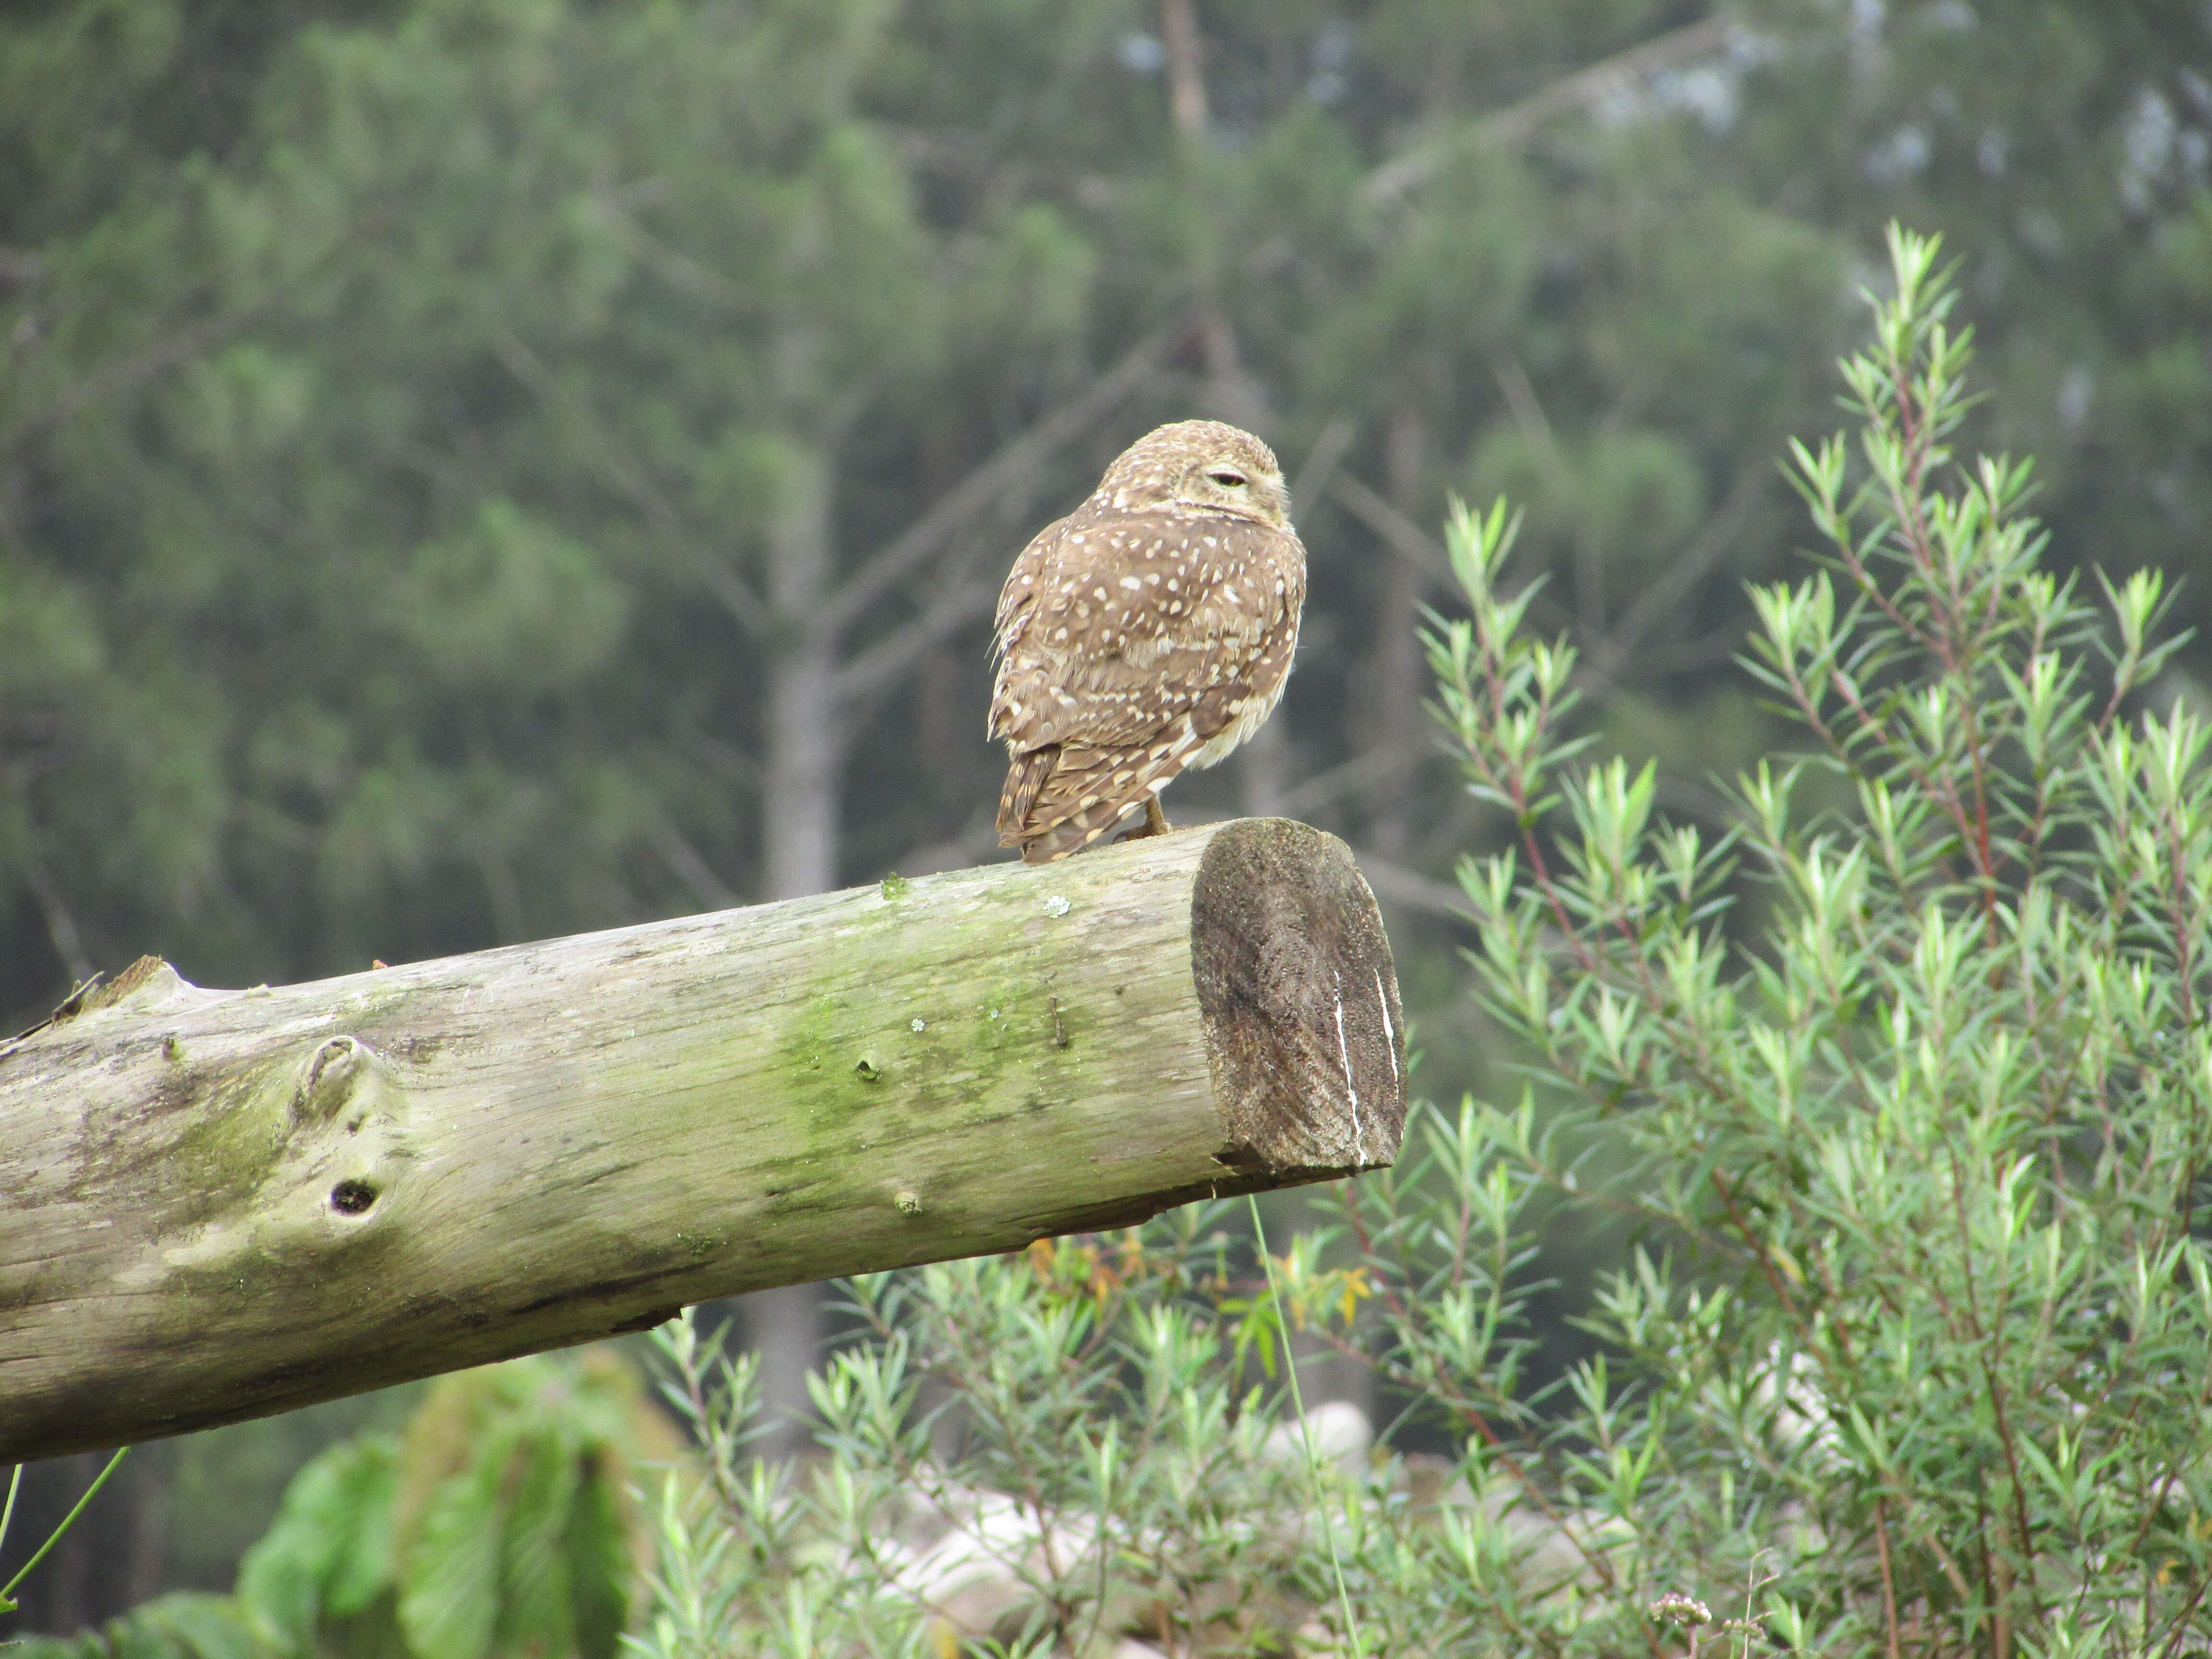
3,0,2210,1635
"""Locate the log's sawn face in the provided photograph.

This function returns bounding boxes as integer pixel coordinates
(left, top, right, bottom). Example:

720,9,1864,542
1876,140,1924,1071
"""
0,818,1406,1459
1192,818,1403,1176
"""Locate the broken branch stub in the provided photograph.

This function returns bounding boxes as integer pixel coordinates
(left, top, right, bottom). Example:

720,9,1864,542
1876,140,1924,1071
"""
0,817,1406,1460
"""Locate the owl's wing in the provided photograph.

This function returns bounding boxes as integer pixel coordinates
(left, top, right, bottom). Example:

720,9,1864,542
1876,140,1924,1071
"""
989,509,1299,750
988,509,1305,860
990,514,1065,673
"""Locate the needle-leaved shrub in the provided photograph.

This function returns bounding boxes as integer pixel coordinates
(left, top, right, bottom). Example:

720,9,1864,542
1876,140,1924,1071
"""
623,227,2212,1659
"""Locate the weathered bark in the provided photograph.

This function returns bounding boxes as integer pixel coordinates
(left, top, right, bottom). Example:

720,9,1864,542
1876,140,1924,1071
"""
0,818,1405,1461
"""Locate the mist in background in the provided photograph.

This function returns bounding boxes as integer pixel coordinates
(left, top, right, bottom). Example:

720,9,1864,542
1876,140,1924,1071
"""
4,0,2210,1632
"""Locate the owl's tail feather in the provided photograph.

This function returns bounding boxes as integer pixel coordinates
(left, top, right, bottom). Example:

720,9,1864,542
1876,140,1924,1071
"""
999,740,1191,864
1019,794,1145,864
997,746,1057,844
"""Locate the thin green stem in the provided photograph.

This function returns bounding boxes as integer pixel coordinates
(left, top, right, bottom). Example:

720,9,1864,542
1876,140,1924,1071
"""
0,1465,20,1561
1249,1193,1365,1659
0,1447,130,1606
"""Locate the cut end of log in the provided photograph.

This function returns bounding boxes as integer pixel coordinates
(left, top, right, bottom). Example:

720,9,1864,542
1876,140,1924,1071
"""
1191,818,1407,1176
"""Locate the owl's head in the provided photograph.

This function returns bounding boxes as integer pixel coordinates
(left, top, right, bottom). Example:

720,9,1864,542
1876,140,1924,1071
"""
1099,420,1292,529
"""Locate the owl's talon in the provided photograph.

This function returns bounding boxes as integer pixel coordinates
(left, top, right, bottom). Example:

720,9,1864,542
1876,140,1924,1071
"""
1114,796,1173,846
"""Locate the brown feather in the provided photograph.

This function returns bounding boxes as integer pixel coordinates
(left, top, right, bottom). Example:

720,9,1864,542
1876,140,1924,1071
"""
995,745,1057,843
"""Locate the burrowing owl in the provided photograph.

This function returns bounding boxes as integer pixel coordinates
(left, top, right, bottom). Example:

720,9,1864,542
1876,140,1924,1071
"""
989,420,1306,863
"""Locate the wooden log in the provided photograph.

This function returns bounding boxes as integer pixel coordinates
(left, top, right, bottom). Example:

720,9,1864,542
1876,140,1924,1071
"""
0,818,1405,1460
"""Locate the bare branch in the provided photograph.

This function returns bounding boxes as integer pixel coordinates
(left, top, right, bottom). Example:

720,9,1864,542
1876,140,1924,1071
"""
834,578,1000,708
1158,0,1210,139
1277,746,1420,819
1327,471,1454,585
681,731,760,796
2,301,269,455
1485,348,1618,632
19,841,92,986
890,808,1004,879
1588,462,1770,679
1363,14,1738,204
1292,416,1358,514
819,325,1177,639
583,192,747,307
1490,350,1573,488
639,808,743,912
488,329,771,638
0,820,1405,1460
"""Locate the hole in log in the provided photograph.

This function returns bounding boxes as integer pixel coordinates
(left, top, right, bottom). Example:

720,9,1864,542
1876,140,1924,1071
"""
329,1179,378,1216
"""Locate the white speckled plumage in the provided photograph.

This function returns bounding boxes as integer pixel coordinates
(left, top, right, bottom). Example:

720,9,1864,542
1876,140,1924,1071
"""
989,420,1307,863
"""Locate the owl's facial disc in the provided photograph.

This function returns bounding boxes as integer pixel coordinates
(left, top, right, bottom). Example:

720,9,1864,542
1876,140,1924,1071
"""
1181,454,1289,526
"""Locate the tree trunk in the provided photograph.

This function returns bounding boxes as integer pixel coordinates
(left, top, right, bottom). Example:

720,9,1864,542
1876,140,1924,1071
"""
761,442,843,904
0,818,1406,1462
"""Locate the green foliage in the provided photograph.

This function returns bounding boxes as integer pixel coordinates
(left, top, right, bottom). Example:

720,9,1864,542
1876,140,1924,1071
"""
44,251,2212,1642
15,1348,681,1659
4,1593,265,1659
604,234,2212,1657
2,0,1120,990
1421,225,2212,1653
629,1230,1330,1658
235,1436,404,1657
54,217,2186,1659
366,1349,671,1659
149,1387,427,1607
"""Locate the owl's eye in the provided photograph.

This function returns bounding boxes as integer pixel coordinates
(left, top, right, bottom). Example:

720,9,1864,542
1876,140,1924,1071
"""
1208,469,1248,488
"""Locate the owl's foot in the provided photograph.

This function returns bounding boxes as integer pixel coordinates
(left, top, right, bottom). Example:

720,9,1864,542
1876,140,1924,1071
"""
1113,796,1174,846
